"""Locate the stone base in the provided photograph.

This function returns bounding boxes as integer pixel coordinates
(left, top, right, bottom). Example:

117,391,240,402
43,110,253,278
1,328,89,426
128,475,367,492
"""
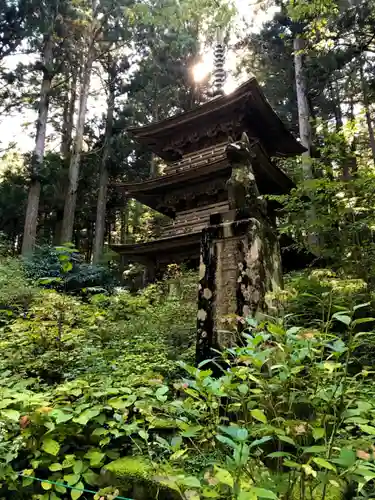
196,209,283,365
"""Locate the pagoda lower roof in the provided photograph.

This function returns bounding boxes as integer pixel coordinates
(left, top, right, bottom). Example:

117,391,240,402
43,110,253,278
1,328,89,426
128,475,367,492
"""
127,77,305,161
111,232,315,273
114,142,294,217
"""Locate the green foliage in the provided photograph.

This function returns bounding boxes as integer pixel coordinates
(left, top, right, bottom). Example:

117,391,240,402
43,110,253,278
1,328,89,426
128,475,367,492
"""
23,245,117,293
0,256,37,325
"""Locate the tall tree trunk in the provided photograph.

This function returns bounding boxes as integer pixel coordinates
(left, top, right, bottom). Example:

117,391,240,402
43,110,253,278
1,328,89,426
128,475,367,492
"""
22,34,53,256
359,62,375,165
61,67,77,158
93,61,115,264
294,36,319,252
293,36,313,179
61,45,95,244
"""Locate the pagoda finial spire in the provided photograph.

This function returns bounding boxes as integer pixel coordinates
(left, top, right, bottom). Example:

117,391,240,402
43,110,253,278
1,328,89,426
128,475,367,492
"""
212,28,226,97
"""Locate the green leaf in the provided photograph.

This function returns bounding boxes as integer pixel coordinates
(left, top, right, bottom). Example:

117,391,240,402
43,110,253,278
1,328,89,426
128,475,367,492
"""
332,313,351,326
312,457,337,472
82,469,99,486
41,481,52,490
73,409,100,425
214,467,233,487
352,317,375,327
303,445,326,454
238,384,249,395
179,476,201,488
42,438,60,456
359,424,375,435
251,409,267,423
283,460,301,469
170,449,187,460
51,409,73,424
353,302,371,311
71,481,84,499
1,409,20,421
312,428,325,440
249,436,272,449
62,261,73,273
278,435,296,446
63,473,80,486
49,463,62,472
332,449,356,467
84,449,105,467
250,487,278,499
138,430,149,441
216,434,236,448
202,487,220,498
267,452,292,458
73,460,84,474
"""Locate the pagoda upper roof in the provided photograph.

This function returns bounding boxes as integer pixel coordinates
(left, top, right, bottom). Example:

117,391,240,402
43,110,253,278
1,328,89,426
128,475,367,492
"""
115,141,294,217
127,77,305,162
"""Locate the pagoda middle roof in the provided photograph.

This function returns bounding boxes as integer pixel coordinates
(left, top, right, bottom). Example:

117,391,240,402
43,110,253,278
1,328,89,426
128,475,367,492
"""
127,77,305,162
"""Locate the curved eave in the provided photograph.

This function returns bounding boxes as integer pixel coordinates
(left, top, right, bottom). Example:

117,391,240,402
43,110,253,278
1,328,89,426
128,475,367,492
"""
114,153,294,217
111,232,201,257
128,77,305,160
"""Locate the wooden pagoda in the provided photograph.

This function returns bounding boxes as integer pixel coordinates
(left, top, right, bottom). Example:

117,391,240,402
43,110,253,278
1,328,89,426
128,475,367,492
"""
111,77,307,280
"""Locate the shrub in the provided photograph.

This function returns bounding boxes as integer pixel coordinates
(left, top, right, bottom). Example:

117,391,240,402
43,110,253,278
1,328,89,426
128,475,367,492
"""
23,245,117,293
1,311,375,499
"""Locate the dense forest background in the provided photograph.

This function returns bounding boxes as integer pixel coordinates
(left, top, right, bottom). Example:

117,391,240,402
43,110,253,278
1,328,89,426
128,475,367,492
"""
1,0,375,272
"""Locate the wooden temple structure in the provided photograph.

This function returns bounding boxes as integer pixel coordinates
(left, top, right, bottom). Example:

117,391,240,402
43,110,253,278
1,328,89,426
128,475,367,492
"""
111,77,307,280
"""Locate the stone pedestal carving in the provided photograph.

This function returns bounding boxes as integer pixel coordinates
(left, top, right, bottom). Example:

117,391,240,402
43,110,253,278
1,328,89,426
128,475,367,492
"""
196,133,283,366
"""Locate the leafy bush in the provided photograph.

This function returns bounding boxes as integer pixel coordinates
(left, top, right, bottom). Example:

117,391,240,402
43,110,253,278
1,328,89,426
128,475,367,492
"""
1,308,375,499
0,256,37,325
23,245,117,293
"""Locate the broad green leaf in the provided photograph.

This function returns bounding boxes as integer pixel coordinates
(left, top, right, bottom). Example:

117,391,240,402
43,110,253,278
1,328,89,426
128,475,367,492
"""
352,317,375,327
138,430,149,441
283,460,301,469
84,449,105,467
42,438,60,456
251,409,267,423
178,476,201,488
62,261,73,273
202,487,220,498
238,492,257,500
41,481,52,490
73,460,84,474
0,399,13,409
250,487,278,499
249,436,272,449
216,434,236,448
82,469,99,486
332,313,351,326
278,435,296,446
359,424,375,435
312,427,325,440
170,449,187,460
73,409,100,425
1,409,20,421
49,463,62,472
51,410,73,424
332,449,356,467
238,384,249,395
71,481,84,499
64,473,80,486
312,457,337,472
302,445,326,454
214,467,233,487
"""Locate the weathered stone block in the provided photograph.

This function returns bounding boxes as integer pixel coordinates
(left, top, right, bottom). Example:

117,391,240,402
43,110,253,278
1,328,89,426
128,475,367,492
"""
196,209,282,365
